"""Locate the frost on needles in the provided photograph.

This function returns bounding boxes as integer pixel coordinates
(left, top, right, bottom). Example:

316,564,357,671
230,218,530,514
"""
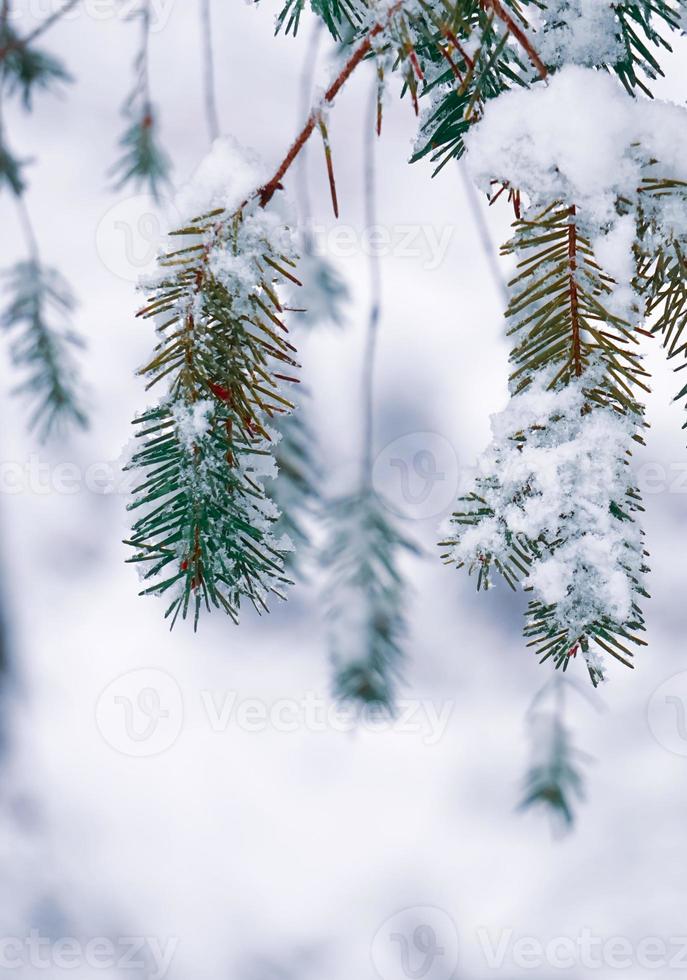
441,365,649,685
125,139,300,628
442,57,687,682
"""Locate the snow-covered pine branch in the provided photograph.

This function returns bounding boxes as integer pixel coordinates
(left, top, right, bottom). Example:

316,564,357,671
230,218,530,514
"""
439,13,687,683
441,365,649,683
125,140,300,627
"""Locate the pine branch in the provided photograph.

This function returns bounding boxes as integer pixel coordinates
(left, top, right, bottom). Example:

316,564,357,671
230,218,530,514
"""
322,489,417,708
519,680,589,832
111,0,170,200
410,0,534,173
321,79,416,709
124,0,411,624
0,15,71,109
270,0,546,176
0,0,80,61
411,0,684,178
200,0,220,142
126,180,301,627
268,397,322,572
441,202,651,684
1,257,87,439
504,203,649,410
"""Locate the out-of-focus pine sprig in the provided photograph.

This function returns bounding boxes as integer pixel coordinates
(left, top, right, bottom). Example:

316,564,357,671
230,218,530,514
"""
322,489,417,709
0,2,87,441
0,18,71,109
112,110,170,200
269,398,322,573
0,138,25,195
519,712,587,830
290,245,350,329
0,259,87,439
519,681,591,832
111,0,170,200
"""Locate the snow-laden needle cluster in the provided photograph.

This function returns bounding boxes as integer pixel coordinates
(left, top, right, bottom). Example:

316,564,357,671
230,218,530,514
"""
125,140,300,628
439,10,687,684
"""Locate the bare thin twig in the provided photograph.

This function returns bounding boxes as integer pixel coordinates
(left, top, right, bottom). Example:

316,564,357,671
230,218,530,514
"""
15,193,39,262
200,0,220,142
362,76,381,485
258,8,398,207
296,19,323,237
458,163,508,305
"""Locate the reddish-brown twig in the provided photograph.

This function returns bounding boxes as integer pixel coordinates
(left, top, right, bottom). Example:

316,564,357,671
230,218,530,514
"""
318,117,339,217
257,10,398,208
480,0,547,79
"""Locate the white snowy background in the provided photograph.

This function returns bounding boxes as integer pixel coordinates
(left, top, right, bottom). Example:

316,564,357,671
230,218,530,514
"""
0,2,687,978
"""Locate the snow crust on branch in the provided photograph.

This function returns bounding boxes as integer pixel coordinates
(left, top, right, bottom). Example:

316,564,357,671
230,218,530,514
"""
175,136,268,223
465,65,687,233
532,0,624,68
446,364,646,659
465,65,687,315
